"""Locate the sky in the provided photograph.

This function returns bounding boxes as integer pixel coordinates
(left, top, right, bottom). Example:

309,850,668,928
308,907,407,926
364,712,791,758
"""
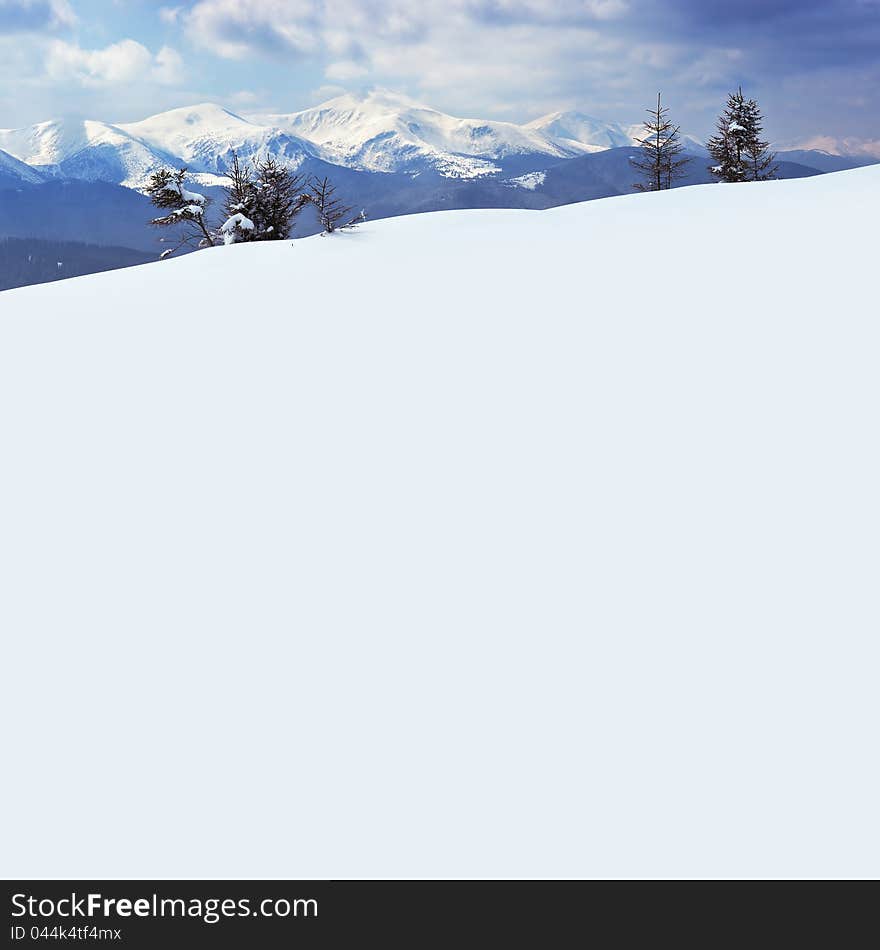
0,0,878,149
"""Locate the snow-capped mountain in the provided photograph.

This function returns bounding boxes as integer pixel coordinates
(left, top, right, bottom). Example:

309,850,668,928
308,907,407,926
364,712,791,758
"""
0,118,179,189
117,103,319,180
250,89,597,178
0,106,319,189
525,110,631,151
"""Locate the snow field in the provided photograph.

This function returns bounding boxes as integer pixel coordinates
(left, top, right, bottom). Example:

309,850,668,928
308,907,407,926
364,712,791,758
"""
1,167,878,878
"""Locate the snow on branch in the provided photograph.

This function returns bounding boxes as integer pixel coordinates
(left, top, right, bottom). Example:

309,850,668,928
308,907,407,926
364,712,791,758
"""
163,182,206,205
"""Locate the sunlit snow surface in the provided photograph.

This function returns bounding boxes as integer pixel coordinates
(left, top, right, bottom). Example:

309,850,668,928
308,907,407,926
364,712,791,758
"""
1,168,878,879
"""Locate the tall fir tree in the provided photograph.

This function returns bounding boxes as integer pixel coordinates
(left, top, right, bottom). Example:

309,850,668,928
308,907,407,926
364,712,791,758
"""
741,96,778,181
632,92,690,191
707,87,766,183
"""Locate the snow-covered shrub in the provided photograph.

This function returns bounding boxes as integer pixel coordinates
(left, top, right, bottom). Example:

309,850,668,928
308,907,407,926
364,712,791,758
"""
146,167,215,255
145,156,367,257
220,212,256,245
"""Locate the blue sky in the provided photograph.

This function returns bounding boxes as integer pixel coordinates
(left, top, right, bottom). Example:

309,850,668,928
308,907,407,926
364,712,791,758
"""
1,0,878,149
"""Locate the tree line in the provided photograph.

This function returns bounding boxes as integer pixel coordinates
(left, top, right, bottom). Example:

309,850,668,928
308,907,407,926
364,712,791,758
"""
146,155,364,257
632,87,777,192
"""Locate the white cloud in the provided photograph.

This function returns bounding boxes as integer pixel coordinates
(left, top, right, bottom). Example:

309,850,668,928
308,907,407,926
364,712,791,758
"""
0,0,76,32
178,0,628,62
159,6,183,25
227,89,259,105
325,60,369,81
153,45,185,84
465,0,629,25
184,0,321,60
46,38,186,86
169,0,639,119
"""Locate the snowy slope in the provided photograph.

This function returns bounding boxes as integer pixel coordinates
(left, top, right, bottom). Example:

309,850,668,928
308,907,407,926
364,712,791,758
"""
0,146,44,186
2,167,879,879
0,118,90,166
251,89,592,177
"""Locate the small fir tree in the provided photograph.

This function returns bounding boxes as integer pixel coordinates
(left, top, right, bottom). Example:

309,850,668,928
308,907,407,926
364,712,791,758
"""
308,177,364,234
632,92,690,192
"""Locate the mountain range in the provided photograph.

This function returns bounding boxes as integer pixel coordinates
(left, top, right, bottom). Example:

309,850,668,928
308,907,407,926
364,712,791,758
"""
0,88,877,285
8,87,875,191
0,90,635,187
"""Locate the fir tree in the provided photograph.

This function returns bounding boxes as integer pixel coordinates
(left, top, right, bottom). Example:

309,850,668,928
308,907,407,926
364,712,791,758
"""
146,167,216,255
308,177,364,234
707,88,751,183
632,92,690,192
741,96,778,181
252,156,308,240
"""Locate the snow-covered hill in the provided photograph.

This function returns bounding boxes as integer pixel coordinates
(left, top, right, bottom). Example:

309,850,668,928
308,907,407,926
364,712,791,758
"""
2,167,878,879
252,89,598,177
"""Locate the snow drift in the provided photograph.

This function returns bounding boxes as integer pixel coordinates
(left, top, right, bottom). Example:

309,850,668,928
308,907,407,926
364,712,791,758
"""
1,167,878,879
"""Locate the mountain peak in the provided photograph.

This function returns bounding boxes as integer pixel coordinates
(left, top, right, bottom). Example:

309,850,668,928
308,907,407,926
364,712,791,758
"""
120,102,254,135
526,110,631,150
